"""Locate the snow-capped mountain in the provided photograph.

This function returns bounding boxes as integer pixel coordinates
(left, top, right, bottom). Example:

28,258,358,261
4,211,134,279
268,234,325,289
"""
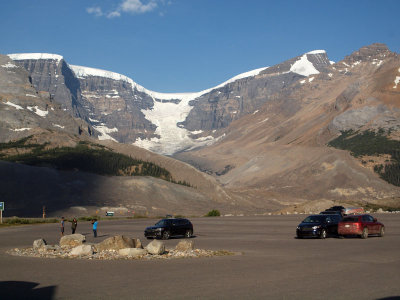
7,49,331,155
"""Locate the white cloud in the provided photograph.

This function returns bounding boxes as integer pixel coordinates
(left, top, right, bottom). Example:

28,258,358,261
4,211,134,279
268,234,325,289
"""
107,11,121,18
120,0,157,14
87,6,104,17
88,0,159,18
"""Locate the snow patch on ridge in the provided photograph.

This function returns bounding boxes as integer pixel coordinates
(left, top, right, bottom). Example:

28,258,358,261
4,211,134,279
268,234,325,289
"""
93,125,118,142
290,54,320,77
11,128,31,132
306,50,326,55
27,106,48,117
1,62,18,69
8,53,64,62
4,101,23,110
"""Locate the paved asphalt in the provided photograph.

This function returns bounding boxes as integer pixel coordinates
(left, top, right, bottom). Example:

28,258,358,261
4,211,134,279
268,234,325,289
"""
0,214,399,300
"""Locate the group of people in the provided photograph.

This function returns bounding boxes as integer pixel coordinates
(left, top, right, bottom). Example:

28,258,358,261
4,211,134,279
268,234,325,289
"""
60,217,98,237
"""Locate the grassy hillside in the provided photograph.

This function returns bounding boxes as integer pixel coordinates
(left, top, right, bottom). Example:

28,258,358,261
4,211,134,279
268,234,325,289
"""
0,137,174,180
328,130,400,186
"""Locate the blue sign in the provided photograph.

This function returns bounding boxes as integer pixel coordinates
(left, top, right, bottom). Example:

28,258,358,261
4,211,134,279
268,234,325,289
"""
0,202,3,211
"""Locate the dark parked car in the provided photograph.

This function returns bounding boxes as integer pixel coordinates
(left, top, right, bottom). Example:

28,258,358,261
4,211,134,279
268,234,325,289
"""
144,218,193,240
320,206,345,216
296,214,342,239
338,214,384,238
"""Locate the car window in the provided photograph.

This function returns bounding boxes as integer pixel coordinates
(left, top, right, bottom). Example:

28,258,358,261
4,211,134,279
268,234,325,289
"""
303,216,325,223
155,220,166,226
342,217,359,223
367,215,374,222
362,216,370,222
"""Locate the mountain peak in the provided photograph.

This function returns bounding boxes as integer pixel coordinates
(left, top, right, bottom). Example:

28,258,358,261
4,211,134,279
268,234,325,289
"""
343,43,393,63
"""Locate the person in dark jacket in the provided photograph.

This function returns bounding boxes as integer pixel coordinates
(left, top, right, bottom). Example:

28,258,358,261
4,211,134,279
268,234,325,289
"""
60,217,65,236
71,218,78,234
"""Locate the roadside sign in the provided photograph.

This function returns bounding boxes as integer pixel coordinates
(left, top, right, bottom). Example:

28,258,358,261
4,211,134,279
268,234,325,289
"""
0,202,3,224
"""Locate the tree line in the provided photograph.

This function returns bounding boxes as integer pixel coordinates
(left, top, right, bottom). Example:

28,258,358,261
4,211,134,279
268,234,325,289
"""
328,129,400,186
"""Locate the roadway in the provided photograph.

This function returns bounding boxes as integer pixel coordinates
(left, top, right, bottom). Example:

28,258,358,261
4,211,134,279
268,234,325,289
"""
0,214,399,299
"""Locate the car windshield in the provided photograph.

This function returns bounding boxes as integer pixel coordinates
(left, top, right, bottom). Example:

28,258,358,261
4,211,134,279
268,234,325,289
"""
155,220,167,226
302,216,326,223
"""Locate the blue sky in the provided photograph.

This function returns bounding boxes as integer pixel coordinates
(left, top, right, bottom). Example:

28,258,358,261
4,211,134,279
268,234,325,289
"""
0,0,399,92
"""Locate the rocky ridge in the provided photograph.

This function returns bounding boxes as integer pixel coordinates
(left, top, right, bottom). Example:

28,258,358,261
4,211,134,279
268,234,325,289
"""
174,43,400,206
7,50,332,155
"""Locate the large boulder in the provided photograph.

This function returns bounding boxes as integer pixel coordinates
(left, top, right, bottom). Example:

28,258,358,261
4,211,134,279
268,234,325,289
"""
70,245,94,256
118,248,147,257
33,239,47,250
175,240,195,252
135,238,143,249
60,234,86,248
145,240,165,255
95,235,138,252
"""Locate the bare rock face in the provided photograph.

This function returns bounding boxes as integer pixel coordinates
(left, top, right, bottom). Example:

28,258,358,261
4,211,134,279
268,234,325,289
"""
134,238,143,249
70,244,94,256
95,235,136,252
175,240,195,252
60,234,86,248
118,248,147,257
145,240,165,255
33,239,47,250
342,43,392,64
181,51,331,133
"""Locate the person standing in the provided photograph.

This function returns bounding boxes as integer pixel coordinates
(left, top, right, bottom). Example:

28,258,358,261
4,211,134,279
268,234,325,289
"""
71,218,78,234
60,217,65,236
92,219,98,238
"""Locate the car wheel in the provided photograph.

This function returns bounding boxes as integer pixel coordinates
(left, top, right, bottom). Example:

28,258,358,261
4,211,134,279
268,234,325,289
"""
185,229,193,238
379,226,385,237
319,229,327,239
162,230,170,240
361,227,368,239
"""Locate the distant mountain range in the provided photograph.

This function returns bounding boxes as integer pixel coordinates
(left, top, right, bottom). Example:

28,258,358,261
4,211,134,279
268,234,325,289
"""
6,49,330,155
1,43,400,216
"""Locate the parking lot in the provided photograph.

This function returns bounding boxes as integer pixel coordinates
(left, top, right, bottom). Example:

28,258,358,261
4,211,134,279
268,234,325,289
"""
1,214,399,299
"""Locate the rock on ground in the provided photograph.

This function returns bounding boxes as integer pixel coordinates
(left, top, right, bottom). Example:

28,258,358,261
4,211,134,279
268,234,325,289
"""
33,239,47,250
175,240,195,252
118,248,147,257
70,245,94,256
60,234,86,248
145,240,165,255
95,235,138,252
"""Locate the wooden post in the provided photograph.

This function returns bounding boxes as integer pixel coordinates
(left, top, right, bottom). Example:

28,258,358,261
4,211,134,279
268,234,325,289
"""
42,206,46,219
0,202,3,224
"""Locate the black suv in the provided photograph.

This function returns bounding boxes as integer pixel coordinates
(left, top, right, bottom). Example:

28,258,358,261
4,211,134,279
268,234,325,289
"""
296,214,342,239
320,206,345,216
144,218,193,240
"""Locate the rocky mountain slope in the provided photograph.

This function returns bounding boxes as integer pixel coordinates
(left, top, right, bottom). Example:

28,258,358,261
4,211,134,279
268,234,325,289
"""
7,50,331,155
175,44,400,208
2,43,400,216
0,54,238,217
0,54,93,142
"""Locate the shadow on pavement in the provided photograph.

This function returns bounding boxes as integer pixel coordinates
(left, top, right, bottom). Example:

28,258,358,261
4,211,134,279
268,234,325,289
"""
0,281,56,300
